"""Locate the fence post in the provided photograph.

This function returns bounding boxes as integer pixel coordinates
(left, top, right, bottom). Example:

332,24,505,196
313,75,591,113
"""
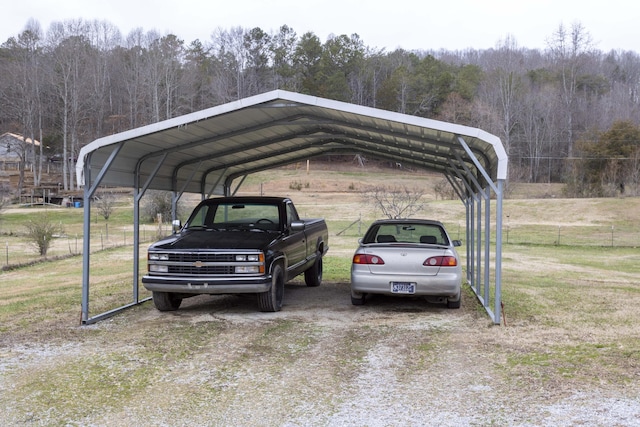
157,213,163,239
611,225,614,247
557,226,561,245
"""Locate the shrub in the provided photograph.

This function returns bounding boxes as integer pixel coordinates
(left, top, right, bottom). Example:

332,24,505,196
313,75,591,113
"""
25,212,64,257
141,191,181,223
288,180,310,191
434,178,456,200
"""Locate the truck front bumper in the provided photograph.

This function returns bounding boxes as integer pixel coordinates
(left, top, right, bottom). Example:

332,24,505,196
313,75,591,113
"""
142,275,272,294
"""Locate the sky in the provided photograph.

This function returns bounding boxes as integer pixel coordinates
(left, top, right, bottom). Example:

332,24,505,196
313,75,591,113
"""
2,0,639,53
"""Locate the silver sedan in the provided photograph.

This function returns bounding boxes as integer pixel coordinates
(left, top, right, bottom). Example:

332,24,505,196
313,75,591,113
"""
350,219,463,308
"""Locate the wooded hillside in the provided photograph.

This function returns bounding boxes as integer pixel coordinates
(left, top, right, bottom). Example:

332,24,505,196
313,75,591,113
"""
1,19,639,196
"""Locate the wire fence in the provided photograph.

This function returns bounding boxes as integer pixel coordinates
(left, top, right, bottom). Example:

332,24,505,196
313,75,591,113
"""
1,222,171,269
503,223,640,247
4,218,638,270
333,219,639,249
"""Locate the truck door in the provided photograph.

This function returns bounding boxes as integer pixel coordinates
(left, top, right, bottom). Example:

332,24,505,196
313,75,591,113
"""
282,201,307,271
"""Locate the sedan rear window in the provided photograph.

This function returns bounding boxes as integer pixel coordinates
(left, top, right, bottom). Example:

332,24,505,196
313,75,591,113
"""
366,223,448,245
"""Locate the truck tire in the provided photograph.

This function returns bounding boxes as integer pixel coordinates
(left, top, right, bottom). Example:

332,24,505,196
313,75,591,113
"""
304,252,323,287
152,291,182,311
258,263,284,312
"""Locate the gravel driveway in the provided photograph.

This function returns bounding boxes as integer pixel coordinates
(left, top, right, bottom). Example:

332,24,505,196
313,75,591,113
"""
1,280,639,426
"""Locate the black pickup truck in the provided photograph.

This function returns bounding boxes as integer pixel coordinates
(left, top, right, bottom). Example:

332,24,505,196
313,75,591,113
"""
142,196,329,312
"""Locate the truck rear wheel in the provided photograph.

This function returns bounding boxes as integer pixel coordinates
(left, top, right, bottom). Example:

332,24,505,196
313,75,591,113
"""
258,263,284,312
152,291,182,311
304,252,323,287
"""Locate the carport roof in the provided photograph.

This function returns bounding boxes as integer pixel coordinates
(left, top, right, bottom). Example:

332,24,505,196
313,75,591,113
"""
77,90,507,195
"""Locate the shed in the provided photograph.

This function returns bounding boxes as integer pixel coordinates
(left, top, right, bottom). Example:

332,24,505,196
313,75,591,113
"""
0,132,40,170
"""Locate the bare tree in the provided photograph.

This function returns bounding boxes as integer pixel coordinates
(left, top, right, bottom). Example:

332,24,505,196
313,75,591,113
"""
0,22,45,192
546,22,594,159
4,19,640,194
210,26,248,101
85,20,123,138
363,185,425,219
478,34,525,155
149,34,184,121
121,28,151,128
519,85,556,182
47,19,95,190
96,191,116,220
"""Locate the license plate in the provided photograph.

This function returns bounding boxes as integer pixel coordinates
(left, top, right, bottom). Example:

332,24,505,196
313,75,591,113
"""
391,282,415,294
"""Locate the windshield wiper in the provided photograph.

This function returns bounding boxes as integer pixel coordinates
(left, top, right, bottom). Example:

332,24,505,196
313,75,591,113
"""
185,225,220,231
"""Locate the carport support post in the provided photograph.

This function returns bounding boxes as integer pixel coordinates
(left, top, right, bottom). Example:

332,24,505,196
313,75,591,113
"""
484,186,491,312
467,194,476,291
81,163,92,324
133,187,140,303
494,179,505,325
476,191,482,301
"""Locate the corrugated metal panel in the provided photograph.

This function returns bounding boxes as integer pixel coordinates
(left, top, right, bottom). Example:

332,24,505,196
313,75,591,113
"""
77,90,507,196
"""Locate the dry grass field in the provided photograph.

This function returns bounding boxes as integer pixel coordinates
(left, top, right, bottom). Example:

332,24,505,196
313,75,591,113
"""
1,165,639,426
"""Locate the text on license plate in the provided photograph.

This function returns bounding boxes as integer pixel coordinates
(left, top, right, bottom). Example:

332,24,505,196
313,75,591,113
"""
391,282,415,294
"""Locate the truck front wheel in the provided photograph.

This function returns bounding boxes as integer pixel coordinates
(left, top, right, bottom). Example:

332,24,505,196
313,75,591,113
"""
258,263,284,312
304,252,323,287
152,291,182,311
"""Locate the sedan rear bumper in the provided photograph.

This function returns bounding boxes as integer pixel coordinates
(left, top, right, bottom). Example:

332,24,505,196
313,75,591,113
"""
351,269,461,297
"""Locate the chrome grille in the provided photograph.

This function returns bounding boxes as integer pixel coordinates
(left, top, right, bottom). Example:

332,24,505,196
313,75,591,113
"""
167,265,234,275
167,253,235,263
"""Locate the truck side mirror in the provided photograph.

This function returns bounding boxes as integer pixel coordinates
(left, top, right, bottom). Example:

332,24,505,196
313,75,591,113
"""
172,219,182,233
290,220,305,232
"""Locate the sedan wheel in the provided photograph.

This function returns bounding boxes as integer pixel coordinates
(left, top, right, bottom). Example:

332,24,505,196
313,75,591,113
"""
351,290,366,305
447,292,461,309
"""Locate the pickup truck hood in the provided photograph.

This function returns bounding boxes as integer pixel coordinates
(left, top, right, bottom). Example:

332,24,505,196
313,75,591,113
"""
150,229,278,251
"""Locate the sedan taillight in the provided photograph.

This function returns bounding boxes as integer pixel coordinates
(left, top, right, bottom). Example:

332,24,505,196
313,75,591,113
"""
353,254,385,265
424,256,458,267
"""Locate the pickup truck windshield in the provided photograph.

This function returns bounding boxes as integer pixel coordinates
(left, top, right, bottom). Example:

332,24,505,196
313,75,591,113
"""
186,202,281,231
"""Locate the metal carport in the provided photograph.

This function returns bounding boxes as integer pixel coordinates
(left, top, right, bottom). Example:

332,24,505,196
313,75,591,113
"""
76,90,508,325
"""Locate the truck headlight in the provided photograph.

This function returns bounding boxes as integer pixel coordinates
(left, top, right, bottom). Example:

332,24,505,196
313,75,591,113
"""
149,264,169,273
235,265,261,274
235,254,261,262
149,253,169,261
